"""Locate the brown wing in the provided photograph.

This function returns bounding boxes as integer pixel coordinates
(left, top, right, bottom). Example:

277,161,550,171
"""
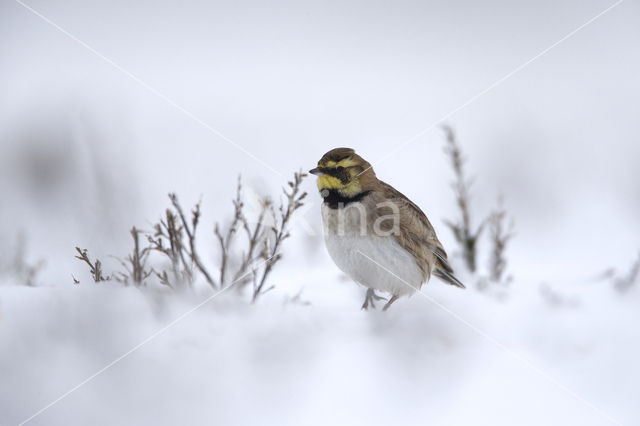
370,181,465,288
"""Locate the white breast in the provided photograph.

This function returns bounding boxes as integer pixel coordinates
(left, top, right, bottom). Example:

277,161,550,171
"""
321,203,425,297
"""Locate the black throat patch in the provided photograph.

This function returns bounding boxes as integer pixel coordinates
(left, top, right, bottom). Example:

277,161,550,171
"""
321,189,372,209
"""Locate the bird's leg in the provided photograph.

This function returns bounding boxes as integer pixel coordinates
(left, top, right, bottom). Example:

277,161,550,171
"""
361,288,387,310
382,295,399,311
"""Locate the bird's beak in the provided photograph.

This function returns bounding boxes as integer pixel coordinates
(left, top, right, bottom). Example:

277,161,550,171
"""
309,167,324,176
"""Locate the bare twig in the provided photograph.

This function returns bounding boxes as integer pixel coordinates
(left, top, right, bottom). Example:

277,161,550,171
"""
74,247,110,283
73,171,307,299
232,196,270,287
442,124,485,273
170,194,216,289
113,227,153,286
252,170,307,302
214,177,244,287
154,269,172,288
488,196,515,283
148,209,192,286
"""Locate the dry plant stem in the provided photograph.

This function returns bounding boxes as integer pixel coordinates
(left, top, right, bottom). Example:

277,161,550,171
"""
131,227,144,283
214,224,229,286
114,227,153,286
217,176,272,289
167,211,191,282
488,197,515,283
148,210,190,286
232,200,269,286
442,124,484,273
170,194,216,289
252,171,307,302
214,177,244,286
74,247,109,282
74,171,307,298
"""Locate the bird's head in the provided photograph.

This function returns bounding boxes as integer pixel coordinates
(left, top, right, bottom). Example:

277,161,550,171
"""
309,148,376,198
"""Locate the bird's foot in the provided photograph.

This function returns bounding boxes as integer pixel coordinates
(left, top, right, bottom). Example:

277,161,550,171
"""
382,295,399,311
361,289,387,310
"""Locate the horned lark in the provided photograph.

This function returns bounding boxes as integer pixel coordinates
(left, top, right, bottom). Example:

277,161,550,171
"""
310,147,464,310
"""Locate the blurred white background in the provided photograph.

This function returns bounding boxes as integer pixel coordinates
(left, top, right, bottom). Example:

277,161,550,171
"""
1,0,639,425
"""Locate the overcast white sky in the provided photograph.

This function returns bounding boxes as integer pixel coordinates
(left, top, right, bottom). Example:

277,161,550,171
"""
2,0,638,285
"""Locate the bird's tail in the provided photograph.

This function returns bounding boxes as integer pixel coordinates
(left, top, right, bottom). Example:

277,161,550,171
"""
432,246,466,289
433,268,465,289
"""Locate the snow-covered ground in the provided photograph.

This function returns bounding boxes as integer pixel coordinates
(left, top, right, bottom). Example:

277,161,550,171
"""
1,0,639,425
1,269,639,425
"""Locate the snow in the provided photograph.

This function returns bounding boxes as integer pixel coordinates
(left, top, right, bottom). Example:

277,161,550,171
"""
1,269,638,425
1,0,640,424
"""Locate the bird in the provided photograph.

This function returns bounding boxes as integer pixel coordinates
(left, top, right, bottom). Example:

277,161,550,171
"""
309,147,465,310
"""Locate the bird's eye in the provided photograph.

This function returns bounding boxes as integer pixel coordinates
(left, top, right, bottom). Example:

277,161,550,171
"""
337,166,344,172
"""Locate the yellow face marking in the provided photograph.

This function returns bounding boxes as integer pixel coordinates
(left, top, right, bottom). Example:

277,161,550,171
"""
315,157,365,197
317,175,342,190
317,174,362,197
